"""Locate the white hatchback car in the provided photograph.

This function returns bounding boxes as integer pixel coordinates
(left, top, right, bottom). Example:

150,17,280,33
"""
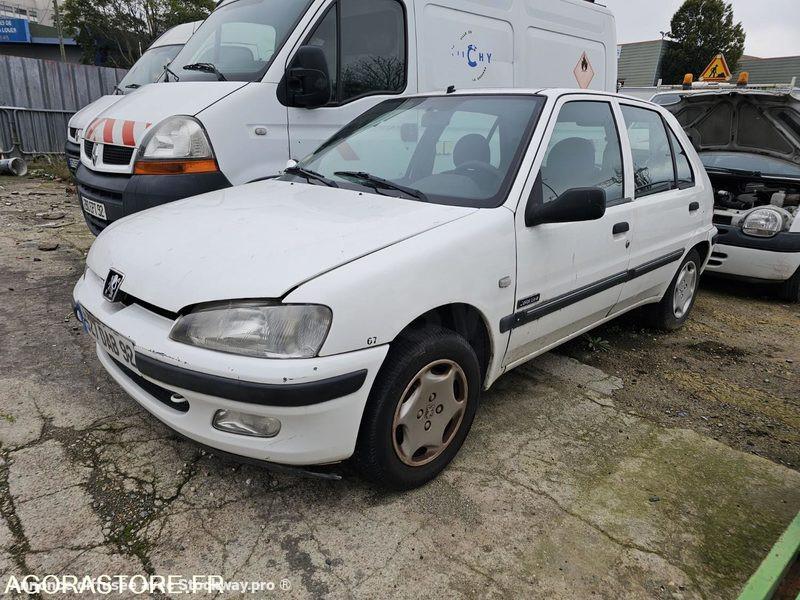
73,89,715,489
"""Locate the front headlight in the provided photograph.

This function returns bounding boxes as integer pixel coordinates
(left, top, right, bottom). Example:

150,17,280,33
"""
169,302,332,359
742,208,783,238
134,116,218,175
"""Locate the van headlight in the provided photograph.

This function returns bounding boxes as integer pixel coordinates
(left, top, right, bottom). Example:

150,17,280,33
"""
742,208,783,238
169,302,332,359
134,116,218,175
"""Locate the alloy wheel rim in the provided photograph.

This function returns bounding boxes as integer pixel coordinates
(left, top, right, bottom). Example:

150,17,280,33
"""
673,261,698,319
392,359,468,467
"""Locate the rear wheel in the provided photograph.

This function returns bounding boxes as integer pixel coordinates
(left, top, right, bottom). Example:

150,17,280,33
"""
354,327,481,490
644,249,702,331
778,266,800,303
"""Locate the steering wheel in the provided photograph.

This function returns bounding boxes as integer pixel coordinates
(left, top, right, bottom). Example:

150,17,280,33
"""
448,160,501,182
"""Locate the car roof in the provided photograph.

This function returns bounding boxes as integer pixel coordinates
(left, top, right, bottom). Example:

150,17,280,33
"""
403,88,657,103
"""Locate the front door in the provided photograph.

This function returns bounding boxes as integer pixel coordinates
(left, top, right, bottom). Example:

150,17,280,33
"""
505,97,635,368
285,0,413,159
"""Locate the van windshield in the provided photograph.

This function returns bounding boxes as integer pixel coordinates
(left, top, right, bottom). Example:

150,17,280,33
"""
288,95,545,208
118,45,183,92
169,0,313,82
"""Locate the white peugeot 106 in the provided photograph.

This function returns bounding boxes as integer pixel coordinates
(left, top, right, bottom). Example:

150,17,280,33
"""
73,89,715,489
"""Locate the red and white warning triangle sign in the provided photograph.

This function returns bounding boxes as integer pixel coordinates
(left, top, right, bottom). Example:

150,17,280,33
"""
574,52,595,89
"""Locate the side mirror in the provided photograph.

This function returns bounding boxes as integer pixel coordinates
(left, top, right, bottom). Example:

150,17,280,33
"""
281,46,331,109
526,179,606,227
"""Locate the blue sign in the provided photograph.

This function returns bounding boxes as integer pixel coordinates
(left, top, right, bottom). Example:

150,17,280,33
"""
0,18,31,43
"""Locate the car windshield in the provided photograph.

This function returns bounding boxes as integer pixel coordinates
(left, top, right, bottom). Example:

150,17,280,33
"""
118,45,183,91
286,95,546,208
700,151,800,178
168,0,313,82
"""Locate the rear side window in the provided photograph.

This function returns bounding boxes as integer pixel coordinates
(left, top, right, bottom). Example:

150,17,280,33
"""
621,105,676,198
541,101,624,205
668,128,695,189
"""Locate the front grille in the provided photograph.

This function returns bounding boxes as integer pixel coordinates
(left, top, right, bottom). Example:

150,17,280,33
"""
713,214,734,226
111,356,190,414
103,144,135,165
79,181,123,202
84,139,95,157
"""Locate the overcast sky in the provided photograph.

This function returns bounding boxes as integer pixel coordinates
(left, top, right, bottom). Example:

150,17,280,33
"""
604,0,799,58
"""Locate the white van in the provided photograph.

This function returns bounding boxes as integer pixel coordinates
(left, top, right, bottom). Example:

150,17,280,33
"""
65,22,202,175
74,0,617,234
73,89,715,489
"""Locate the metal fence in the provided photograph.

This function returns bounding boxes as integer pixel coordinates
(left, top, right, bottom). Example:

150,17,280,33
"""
0,55,127,156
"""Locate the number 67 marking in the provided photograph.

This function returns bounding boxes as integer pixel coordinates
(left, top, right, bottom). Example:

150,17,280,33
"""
366,337,378,346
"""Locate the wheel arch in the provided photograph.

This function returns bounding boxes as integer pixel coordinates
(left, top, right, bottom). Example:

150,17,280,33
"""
398,303,495,386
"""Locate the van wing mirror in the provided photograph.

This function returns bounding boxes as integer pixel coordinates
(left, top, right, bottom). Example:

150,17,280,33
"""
281,45,331,109
526,181,606,227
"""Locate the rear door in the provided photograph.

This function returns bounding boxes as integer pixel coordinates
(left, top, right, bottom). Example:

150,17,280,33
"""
612,102,701,312
285,0,413,159
505,96,635,368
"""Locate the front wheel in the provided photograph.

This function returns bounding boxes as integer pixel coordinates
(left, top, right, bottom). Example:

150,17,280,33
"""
644,249,702,331
354,327,481,490
778,266,800,303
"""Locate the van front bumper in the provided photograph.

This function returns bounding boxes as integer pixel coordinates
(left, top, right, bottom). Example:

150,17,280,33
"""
707,225,800,281
73,271,388,466
74,164,232,235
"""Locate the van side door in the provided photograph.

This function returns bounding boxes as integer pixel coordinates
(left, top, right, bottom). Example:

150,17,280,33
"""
283,0,414,159
505,97,635,369
612,103,701,313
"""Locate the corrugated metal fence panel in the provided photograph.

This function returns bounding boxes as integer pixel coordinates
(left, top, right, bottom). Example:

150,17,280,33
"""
0,55,127,155
0,55,126,110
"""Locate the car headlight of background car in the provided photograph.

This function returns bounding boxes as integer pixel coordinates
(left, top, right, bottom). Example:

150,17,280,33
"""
169,302,332,359
742,207,785,238
134,115,218,175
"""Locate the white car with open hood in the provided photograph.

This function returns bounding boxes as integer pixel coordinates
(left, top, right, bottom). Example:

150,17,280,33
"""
73,89,715,489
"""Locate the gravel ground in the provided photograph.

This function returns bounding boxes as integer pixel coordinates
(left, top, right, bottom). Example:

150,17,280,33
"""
0,174,798,599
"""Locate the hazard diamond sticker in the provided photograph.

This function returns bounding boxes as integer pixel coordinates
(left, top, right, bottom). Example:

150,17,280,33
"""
574,52,595,89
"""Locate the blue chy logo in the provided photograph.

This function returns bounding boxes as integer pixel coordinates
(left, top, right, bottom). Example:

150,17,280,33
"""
451,31,493,81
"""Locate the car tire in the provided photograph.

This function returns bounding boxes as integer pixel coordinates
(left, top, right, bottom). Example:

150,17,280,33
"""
778,266,800,303
353,326,481,490
644,249,702,331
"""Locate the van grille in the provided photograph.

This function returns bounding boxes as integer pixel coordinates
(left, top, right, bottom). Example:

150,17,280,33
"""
84,139,95,157
103,145,135,165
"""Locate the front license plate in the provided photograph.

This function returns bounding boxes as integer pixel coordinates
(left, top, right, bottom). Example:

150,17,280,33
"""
81,196,107,220
68,158,79,171
80,307,137,370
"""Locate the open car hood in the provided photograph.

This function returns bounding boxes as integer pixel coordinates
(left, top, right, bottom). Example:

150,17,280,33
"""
661,91,800,167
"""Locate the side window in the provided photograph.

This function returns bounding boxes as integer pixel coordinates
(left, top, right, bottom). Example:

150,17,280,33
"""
668,128,695,189
621,105,675,198
541,101,624,204
340,0,406,102
305,6,337,104
301,0,406,106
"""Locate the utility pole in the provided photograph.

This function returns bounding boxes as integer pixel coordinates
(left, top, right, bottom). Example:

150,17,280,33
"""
52,0,67,62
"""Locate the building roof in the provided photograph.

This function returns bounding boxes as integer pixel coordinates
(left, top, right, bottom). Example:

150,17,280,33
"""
617,40,800,88
617,40,666,87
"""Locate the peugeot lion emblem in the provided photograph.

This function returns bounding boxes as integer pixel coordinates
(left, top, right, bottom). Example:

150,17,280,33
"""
103,269,125,303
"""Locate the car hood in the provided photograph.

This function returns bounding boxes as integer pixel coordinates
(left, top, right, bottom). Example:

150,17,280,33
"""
69,95,124,131
87,181,476,313
85,81,249,146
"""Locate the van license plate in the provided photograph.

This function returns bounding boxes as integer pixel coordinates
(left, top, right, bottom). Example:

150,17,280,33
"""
81,307,136,370
68,158,79,171
82,197,107,220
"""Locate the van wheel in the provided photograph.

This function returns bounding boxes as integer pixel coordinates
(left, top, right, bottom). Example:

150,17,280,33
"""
645,249,702,331
778,267,800,303
354,327,481,490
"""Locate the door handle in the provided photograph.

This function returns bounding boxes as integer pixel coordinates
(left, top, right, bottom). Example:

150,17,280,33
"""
689,202,700,212
612,222,630,235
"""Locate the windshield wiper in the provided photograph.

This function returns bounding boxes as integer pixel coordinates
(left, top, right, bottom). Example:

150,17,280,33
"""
285,166,339,188
183,62,227,81
334,171,428,202
704,165,762,177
